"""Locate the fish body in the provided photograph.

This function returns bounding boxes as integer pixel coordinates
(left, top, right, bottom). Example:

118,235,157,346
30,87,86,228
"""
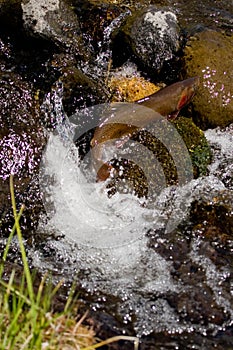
91,76,199,181
136,76,200,117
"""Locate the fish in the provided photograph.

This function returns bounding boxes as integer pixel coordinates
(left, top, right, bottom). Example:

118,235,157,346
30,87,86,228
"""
90,76,200,181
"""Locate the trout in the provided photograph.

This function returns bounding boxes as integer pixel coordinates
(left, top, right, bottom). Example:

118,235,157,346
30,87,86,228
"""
91,76,200,181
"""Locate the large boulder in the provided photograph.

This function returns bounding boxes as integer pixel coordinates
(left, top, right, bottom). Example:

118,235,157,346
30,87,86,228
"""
113,6,180,72
183,29,233,129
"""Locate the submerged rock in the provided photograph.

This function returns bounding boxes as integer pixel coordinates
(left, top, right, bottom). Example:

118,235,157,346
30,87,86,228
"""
113,6,180,72
183,29,233,129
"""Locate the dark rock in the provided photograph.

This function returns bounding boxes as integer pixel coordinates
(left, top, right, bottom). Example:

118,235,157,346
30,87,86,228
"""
0,0,23,31
49,53,108,114
21,0,91,61
0,71,46,236
72,0,123,54
0,37,12,69
190,190,233,241
147,226,231,332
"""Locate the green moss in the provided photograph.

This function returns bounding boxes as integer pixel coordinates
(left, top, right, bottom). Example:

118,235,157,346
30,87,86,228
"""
172,117,212,177
106,116,212,198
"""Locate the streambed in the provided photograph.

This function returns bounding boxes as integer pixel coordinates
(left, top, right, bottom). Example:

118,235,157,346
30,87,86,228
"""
0,0,232,348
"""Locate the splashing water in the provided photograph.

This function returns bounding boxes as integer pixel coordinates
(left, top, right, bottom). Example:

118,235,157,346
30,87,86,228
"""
36,88,233,337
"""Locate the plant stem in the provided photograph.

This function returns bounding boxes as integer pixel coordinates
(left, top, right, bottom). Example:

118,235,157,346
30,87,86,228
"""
9,174,35,305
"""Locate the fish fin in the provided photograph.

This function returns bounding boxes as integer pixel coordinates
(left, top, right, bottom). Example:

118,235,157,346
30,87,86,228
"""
97,163,114,182
177,89,191,111
167,111,180,120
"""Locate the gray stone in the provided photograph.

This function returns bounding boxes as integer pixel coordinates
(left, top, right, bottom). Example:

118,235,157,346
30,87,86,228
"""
119,6,180,71
21,0,91,60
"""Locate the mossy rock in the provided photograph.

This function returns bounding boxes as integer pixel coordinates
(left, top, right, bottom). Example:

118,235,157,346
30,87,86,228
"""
106,116,211,198
183,29,233,129
171,117,212,178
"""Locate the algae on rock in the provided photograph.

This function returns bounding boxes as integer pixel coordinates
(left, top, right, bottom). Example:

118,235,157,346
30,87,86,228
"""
171,117,212,178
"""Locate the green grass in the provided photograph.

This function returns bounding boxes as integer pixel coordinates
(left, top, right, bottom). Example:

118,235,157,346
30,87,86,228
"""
0,175,139,350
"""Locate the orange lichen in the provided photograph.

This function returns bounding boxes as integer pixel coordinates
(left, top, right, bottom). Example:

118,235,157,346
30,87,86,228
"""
108,76,161,102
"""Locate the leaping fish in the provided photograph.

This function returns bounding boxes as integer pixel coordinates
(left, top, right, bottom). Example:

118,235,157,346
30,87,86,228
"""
91,76,200,181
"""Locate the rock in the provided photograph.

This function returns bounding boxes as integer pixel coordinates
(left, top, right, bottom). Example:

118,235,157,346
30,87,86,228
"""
108,75,161,102
105,116,211,198
72,0,123,54
190,190,233,241
113,6,180,72
183,29,233,129
0,0,22,30
21,0,91,61
49,53,108,114
146,191,233,331
0,37,12,67
171,117,212,178
0,71,46,236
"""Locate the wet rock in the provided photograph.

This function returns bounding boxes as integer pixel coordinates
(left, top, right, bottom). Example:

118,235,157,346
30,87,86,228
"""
21,0,91,61
0,0,23,30
49,53,108,114
72,0,123,54
0,71,46,236
190,190,233,241
147,226,231,331
0,37,12,68
183,29,233,129
106,116,211,198
113,6,180,72
170,287,226,325
108,75,161,102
